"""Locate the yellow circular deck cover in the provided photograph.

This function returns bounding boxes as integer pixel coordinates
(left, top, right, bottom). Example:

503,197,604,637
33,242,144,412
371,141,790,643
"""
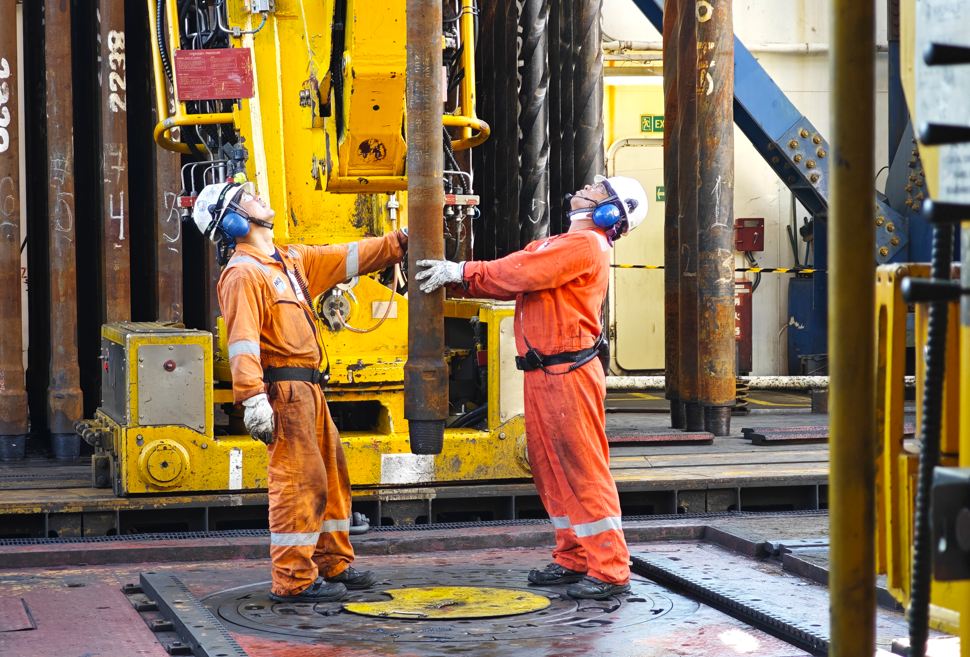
343,586,551,619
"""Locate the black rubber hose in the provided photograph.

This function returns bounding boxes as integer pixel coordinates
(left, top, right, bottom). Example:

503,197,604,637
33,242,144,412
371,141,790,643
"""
907,222,953,657
451,404,488,429
157,0,174,84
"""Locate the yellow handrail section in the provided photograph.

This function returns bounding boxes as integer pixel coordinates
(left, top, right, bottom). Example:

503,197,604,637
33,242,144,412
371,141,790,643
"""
147,0,229,155
444,115,490,151
153,113,236,155
147,0,488,159
448,0,489,151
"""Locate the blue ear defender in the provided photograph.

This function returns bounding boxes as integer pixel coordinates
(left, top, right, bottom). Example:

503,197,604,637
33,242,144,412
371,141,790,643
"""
592,203,622,228
221,211,251,238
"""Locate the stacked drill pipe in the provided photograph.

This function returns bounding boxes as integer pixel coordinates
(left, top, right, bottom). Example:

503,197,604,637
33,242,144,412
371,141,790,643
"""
145,0,183,322
45,0,83,459
405,0,448,455
662,0,684,428
99,1,131,324
549,0,575,236
676,0,702,432
153,75,183,323
500,0,521,256
471,1,519,259
695,0,736,436
517,0,550,246
0,0,28,460
573,0,604,187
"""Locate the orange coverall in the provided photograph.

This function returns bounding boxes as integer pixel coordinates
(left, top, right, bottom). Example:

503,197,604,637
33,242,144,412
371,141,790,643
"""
462,228,631,584
218,235,406,596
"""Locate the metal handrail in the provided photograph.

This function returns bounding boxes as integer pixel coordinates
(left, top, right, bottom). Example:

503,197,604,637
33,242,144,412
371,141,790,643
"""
447,0,488,151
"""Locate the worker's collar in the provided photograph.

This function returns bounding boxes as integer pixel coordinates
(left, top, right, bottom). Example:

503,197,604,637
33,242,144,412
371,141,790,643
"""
232,242,286,265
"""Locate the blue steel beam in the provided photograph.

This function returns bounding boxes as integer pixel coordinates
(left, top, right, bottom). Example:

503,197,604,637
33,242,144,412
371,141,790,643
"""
631,0,907,267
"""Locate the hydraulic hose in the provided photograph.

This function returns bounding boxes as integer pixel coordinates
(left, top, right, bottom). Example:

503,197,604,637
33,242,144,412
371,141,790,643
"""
907,222,953,657
157,0,174,84
450,404,487,429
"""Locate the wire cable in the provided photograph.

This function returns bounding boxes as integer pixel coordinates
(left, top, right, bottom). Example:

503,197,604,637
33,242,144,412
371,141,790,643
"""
157,0,174,84
333,283,397,334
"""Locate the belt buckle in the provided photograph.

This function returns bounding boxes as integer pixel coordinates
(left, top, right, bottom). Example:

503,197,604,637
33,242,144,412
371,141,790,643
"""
525,349,544,369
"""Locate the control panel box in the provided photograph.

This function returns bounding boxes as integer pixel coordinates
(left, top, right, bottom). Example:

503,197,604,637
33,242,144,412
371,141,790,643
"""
735,218,765,252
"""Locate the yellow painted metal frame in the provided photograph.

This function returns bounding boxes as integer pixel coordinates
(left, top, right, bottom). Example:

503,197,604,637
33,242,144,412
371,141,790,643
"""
100,302,529,495
879,4,970,649
95,324,268,495
147,0,233,154
135,0,518,498
875,264,969,639
148,0,489,164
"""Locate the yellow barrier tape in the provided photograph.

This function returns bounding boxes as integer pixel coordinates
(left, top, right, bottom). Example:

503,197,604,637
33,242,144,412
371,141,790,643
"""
611,265,821,274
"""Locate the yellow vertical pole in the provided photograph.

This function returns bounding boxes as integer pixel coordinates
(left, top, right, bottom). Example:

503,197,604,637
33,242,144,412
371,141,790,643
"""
459,0,476,141
828,0,877,655
959,224,970,657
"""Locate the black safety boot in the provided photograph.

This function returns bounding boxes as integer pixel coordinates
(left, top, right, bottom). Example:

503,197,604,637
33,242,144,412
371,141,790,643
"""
528,562,586,585
269,578,346,603
566,576,632,600
326,566,378,590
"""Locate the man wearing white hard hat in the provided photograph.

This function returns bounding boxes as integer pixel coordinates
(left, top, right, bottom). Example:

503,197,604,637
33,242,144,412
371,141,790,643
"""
416,175,648,600
192,180,407,603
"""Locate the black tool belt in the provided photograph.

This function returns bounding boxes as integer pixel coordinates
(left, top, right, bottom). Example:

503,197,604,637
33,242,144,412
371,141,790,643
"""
515,335,605,373
263,366,330,385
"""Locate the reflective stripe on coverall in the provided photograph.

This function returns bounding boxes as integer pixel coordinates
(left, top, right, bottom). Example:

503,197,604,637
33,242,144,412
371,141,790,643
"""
462,228,630,584
218,235,406,596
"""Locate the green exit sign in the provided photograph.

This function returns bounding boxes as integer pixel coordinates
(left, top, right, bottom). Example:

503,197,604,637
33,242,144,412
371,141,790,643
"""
656,186,665,202
640,114,664,133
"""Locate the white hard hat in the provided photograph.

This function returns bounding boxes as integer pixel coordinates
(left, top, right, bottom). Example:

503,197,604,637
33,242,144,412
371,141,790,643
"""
595,175,648,236
192,181,255,243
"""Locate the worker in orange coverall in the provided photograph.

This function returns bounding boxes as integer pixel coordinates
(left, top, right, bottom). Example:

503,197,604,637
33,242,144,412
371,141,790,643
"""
415,176,648,600
191,180,407,603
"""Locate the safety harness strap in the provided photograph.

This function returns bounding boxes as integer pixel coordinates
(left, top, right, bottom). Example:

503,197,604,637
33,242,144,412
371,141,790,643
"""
263,366,329,385
515,293,605,375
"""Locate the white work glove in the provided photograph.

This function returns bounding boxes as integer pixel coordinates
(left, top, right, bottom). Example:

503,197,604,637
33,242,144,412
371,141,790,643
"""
242,393,274,445
414,259,464,294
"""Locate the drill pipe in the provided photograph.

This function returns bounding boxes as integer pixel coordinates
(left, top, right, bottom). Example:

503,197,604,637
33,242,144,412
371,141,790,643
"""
154,79,183,322
549,0,576,234
517,0,550,246
46,0,83,459
547,1,563,235
573,0,604,186
0,0,29,451
405,0,448,455
146,0,182,322
676,0,702,432
501,0,521,256
100,0,131,323
695,0,736,436
662,0,683,428
828,0,877,653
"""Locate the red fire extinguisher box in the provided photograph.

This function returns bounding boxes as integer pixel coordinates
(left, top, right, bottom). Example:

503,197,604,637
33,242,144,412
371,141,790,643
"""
735,279,753,374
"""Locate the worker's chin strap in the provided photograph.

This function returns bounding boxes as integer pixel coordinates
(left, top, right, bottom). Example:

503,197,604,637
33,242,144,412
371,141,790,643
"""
567,209,593,222
564,193,596,222
229,202,274,231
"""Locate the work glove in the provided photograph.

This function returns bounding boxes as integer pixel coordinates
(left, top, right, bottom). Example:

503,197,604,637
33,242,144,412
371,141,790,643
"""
242,393,274,445
414,259,464,294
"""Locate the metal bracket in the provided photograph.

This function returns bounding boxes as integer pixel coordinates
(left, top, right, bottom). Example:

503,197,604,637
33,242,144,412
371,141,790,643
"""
140,571,250,657
932,467,970,581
